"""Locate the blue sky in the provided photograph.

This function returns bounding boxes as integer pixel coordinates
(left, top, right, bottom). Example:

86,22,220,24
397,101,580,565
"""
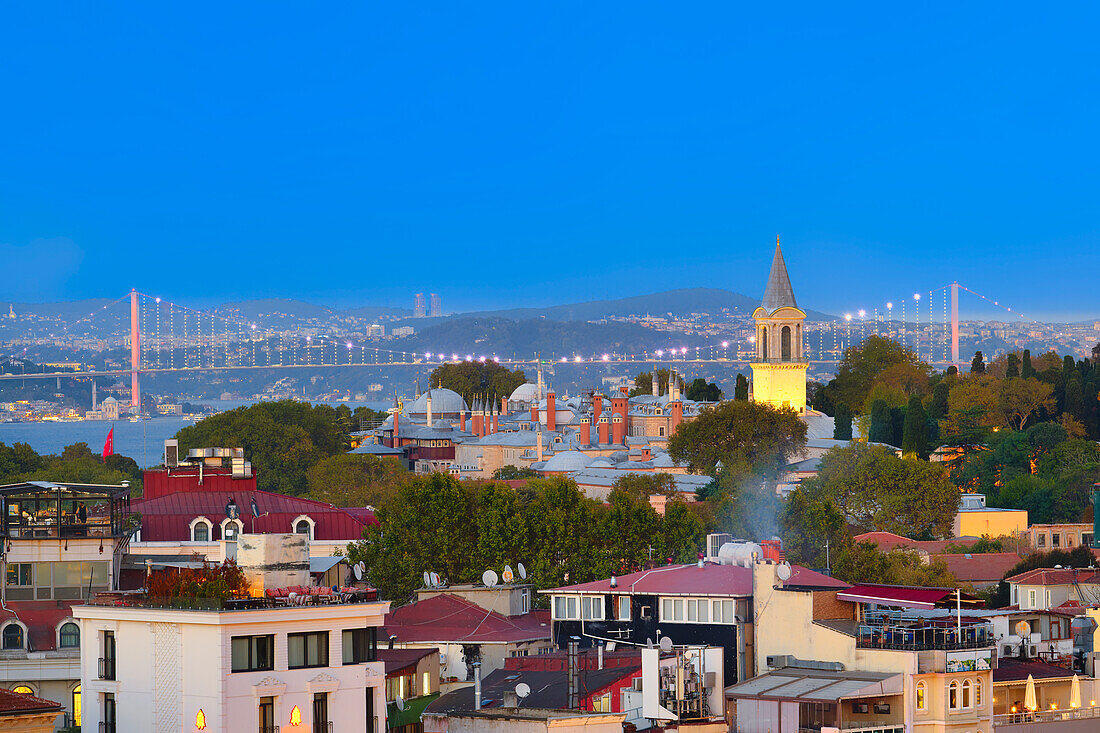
1,3,1097,319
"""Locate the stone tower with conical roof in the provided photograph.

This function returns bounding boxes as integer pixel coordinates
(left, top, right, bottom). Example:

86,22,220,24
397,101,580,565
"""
750,238,808,413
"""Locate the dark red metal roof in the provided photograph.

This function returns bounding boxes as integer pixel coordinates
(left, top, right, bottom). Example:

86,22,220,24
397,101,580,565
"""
0,601,79,653
378,647,437,675
545,562,846,597
836,584,975,609
931,552,1023,583
994,657,1078,682
384,594,551,644
131,489,376,542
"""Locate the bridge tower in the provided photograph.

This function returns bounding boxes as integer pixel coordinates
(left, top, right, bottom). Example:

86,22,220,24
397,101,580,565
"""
750,238,808,413
130,289,141,411
951,281,960,366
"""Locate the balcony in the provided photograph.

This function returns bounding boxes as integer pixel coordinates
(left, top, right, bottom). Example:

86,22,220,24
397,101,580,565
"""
98,656,116,680
856,620,994,652
751,357,810,365
994,705,1100,728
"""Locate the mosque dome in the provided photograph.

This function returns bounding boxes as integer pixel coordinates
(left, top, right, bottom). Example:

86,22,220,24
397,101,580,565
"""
509,382,541,403
405,388,468,416
540,451,594,473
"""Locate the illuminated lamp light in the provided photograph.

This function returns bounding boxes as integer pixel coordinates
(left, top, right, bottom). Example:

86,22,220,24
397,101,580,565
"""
451,353,458,361
886,302,893,309
913,293,921,301
858,310,866,318
425,352,431,358
721,341,729,348
465,355,472,361
290,705,303,726
602,354,610,362
560,357,567,362
346,342,352,349
844,314,852,322
196,709,207,730
155,297,161,303
656,350,664,357
574,356,583,363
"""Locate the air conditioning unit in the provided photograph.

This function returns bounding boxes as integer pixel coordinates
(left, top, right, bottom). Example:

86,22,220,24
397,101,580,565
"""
164,440,179,468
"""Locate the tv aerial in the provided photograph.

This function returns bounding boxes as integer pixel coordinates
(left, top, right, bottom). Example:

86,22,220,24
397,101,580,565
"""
515,682,531,700
482,569,499,588
502,565,515,583
517,563,527,580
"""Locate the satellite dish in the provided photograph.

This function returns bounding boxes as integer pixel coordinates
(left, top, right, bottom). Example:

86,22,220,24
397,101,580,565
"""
1015,620,1031,637
482,569,499,587
353,565,363,581
358,561,366,573
395,696,405,712
250,497,260,517
659,636,673,653
502,565,515,583
287,592,298,603
423,571,431,587
776,562,792,582
430,572,441,587
517,563,527,580
515,682,531,699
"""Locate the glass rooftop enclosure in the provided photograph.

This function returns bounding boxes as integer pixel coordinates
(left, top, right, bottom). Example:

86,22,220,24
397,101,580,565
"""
0,481,134,539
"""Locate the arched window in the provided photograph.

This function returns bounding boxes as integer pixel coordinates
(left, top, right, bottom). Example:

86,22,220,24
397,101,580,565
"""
12,686,33,695
949,680,959,709
292,515,315,540
72,685,82,726
975,678,982,707
962,679,972,708
221,519,243,541
760,328,768,360
192,519,211,542
781,326,792,361
2,623,25,650
295,520,311,537
59,622,80,649
916,681,927,710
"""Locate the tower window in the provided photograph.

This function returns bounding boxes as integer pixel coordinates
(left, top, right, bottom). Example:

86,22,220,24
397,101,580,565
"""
781,326,792,361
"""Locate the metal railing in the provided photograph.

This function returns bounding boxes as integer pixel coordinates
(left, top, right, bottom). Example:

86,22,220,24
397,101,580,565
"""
98,656,115,680
994,705,1100,726
99,723,116,733
258,726,280,733
856,623,994,652
313,723,333,733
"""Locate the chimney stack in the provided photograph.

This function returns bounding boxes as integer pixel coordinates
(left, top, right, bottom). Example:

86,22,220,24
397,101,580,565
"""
546,391,556,432
592,393,603,420
598,415,610,444
612,414,625,445
536,431,543,463
426,390,433,427
473,661,482,710
580,416,591,446
472,398,483,437
567,639,579,710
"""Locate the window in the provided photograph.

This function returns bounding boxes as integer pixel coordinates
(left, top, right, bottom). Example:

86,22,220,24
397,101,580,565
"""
661,598,684,621
916,681,926,711
581,595,603,621
72,685,81,726
103,692,116,733
288,631,329,669
258,696,275,733
975,679,982,707
616,596,631,621
191,519,211,542
522,589,531,614
962,679,972,708
592,692,611,712
1067,535,1074,547
949,680,959,710
59,622,80,649
99,631,116,680
1085,533,1094,547
1037,534,1046,548
12,686,33,694
221,519,242,541
553,595,579,621
1052,533,1060,547
313,692,329,729
5,563,31,586
342,628,377,665
712,599,735,623
231,635,274,672
293,516,313,539
1028,590,1036,608
423,671,431,696
2,623,24,650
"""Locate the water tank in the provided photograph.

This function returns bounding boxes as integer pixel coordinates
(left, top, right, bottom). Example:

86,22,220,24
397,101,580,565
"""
717,541,763,567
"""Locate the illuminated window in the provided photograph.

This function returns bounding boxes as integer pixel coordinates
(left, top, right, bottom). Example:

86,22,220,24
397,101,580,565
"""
12,686,33,694
2,623,25,650
962,679,972,708
949,680,959,710
592,692,611,712
72,685,81,726
975,679,982,707
916,681,926,711
423,671,431,696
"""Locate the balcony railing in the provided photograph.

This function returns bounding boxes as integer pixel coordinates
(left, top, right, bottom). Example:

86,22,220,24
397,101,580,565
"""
314,723,333,733
98,657,116,680
994,705,1100,726
751,357,810,364
258,726,280,733
856,622,994,651
99,723,116,733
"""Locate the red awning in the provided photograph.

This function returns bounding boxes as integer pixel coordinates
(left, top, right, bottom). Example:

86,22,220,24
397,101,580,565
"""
836,584,954,610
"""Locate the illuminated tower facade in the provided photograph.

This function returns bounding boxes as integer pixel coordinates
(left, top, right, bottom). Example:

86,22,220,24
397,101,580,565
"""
750,239,808,413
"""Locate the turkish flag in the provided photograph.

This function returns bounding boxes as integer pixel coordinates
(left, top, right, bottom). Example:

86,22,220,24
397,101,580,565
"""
102,427,114,460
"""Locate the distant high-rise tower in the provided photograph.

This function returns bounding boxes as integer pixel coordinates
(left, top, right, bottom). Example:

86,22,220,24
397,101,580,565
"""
750,238,808,413
414,293,426,318
430,293,442,317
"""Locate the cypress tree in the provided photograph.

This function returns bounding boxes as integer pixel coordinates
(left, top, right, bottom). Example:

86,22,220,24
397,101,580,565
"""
1065,375,1084,421
1006,353,1020,379
1022,349,1034,379
833,403,853,440
971,351,986,374
869,399,891,444
734,374,749,401
928,381,950,421
902,394,928,459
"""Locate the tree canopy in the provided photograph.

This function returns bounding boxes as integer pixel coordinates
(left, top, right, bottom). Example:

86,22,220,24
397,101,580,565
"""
821,336,930,414
429,361,527,403
306,454,408,507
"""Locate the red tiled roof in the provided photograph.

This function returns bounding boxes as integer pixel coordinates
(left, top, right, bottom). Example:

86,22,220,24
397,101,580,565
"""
544,562,847,597
1004,568,1100,586
0,687,62,716
836,584,978,610
384,594,551,644
854,531,980,555
131,489,376,542
931,553,1023,582
994,657,1078,682
0,601,79,652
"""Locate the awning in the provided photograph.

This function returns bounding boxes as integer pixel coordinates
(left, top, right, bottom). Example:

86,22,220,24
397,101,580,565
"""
310,556,345,574
726,667,902,702
837,584,977,610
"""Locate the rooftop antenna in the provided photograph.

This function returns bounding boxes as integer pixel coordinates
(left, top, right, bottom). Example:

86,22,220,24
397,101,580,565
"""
423,571,431,588
502,565,515,583
482,569,499,588
353,564,363,581
395,696,405,712
659,636,673,653
518,563,527,580
430,571,441,587
515,682,531,700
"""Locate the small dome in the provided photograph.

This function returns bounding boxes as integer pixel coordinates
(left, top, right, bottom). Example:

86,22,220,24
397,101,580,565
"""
589,458,614,468
509,383,541,403
541,451,594,472
652,453,674,468
405,388,468,416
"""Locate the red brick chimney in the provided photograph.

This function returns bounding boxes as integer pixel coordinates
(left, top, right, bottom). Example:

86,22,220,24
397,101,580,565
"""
580,416,591,446
530,400,538,423
393,410,400,447
612,414,625,445
670,399,683,434
460,409,467,432
501,396,509,415
472,400,483,437
598,415,610,444
491,408,498,434
546,392,556,432
592,393,603,421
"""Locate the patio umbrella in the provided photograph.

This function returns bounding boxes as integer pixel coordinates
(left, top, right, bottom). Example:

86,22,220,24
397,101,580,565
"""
1025,674,1037,712
1070,674,1081,709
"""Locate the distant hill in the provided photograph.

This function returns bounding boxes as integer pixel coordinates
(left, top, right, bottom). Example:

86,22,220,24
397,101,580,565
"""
218,298,336,321
8,298,117,321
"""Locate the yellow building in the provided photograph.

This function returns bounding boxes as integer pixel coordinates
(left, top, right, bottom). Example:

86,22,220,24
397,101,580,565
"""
953,493,1028,538
751,240,809,413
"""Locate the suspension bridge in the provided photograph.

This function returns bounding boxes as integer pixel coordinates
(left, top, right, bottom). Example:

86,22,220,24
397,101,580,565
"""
0,283,1039,407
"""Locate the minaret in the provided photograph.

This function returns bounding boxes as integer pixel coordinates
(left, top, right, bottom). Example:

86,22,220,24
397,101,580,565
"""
426,390,434,427
750,238,808,412
652,372,659,397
